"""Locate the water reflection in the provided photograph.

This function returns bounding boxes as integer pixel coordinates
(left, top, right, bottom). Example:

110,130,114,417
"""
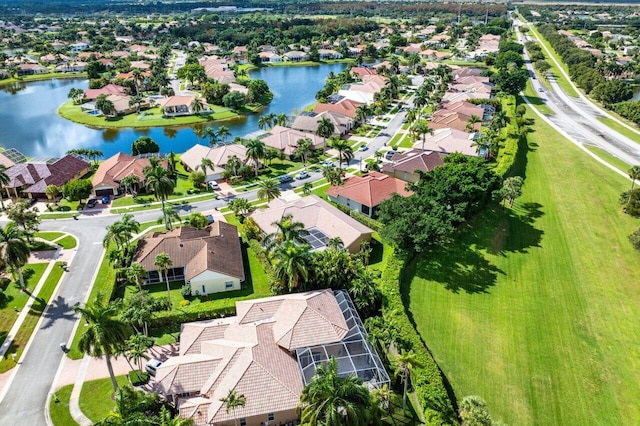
0,63,346,158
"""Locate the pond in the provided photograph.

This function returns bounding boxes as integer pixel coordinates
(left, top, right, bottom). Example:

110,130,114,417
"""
0,62,347,158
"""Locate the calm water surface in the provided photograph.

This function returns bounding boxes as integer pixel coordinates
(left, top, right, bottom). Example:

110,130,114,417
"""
0,63,346,158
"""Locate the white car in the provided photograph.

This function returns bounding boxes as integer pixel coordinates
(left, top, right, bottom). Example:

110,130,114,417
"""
358,145,368,152
537,87,544,92
146,359,163,377
208,181,220,190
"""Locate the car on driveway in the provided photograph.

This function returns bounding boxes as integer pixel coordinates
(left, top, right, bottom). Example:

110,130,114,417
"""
208,181,220,190
385,150,397,160
296,171,310,180
146,359,163,377
86,198,97,208
279,174,293,184
101,195,110,204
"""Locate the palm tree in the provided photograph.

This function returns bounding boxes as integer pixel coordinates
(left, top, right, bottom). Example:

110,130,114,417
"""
132,68,143,95
302,182,313,196
124,334,153,372
316,116,335,145
219,389,246,426
157,206,181,230
396,350,424,413
257,178,281,203
257,115,271,130
491,109,510,130
294,138,313,166
272,240,311,292
244,139,266,177
154,252,173,308
128,94,144,113
74,292,131,392
217,125,231,144
144,163,174,230
205,126,220,146
0,222,30,289
354,105,369,127
0,165,10,210
329,137,354,169
190,96,205,115
275,112,287,126
103,214,140,261
126,262,147,291
298,357,373,426
264,214,310,251
412,121,433,151
627,165,640,205
198,157,215,179
465,114,482,132
225,154,242,178
120,175,141,196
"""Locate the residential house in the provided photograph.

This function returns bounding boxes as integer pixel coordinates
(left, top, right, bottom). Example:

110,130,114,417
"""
258,51,282,63
250,195,373,253
154,289,389,426
318,49,342,60
440,101,486,119
381,149,446,183
157,95,210,117
429,109,482,132
283,51,309,62
180,144,249,181
414,127,480,157
260,126,325,157
441,90,491,103
326,171,412,217
91,152,165,196
17,64,48,75
350,66,377,80
5,155,90,199
70,42,90,52
313,97,363,119
132,222,244,295
54,61,87,73
338,74,387,105
84,84,126,101
232,45,248,63
290,110,353,136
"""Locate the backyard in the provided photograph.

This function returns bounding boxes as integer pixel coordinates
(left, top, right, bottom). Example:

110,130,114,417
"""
402,109,640,424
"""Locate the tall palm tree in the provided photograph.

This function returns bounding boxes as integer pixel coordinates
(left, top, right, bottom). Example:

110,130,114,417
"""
273,240,311,292
628,166,640,205
74,292,131,392
198,157,215,178
0,164,10,210
396,350,424,413
257,178,281,203
103,214,140,261
316,116,335,151
294,138,313,166
225,154,242,178
157,206,181,230
412,121,434,151
298,357,372,426
219,389,246,426
465,114,482,132
275,112,287,126
144,163,174,230
329,137,353,169
257,115,271,130
154,252,173,308
244,139,266,177
124,334,153,372
264,214,309,251
126,262,147,291
0,221,30,289
217,125,231,144
120,175,141,196
190,96,205,115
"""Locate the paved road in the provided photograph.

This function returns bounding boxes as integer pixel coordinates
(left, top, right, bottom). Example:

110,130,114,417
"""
0,102,409,425
514,16,640,165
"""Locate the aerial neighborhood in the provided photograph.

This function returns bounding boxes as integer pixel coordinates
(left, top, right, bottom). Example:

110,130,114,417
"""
0,1,639,426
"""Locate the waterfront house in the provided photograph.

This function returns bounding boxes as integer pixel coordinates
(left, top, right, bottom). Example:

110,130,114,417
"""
5,155,90,199
157,95,210,117
180,144,249,181
260,126,325,157
290,111,353,136
283,51,309,62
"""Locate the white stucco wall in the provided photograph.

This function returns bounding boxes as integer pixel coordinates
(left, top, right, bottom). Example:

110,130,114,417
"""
188,270,241,295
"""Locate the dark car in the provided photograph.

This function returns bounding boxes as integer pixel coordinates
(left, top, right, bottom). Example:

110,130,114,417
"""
279,175,293,184
86,198,97,208
101,195,110,204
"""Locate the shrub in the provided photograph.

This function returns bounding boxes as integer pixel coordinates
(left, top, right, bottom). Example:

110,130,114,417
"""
128,370,149,386
180,285,192,297
179,299,190,307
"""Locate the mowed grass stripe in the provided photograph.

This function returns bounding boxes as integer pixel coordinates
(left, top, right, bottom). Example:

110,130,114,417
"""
404,109,639,425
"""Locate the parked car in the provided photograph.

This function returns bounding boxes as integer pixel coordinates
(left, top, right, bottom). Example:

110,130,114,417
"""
385,150,397,160
358,144,368,152
145,358,163,377
296,170,310,180
537,87,544,92
279,174,293,184
101,195,110,204
322,160,336,168
86,198,97,208
208,181,220,190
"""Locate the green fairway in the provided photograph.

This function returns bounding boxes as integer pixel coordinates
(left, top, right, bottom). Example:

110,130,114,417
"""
403,109,640,424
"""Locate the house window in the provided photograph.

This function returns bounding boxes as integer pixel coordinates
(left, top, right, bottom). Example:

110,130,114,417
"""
267,413,275,421
240,419,247,426
202,285,206,294
361,205,370,216
225,281,234,289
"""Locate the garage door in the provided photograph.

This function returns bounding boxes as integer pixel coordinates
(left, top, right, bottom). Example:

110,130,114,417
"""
95,188,114,196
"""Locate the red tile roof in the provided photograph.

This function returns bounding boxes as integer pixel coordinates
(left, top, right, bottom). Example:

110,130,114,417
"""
326,171,412,207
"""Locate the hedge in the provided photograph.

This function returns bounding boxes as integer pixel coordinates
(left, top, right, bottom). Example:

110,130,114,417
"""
379,252,458,425
333,202,384,231
492,96,520,178
149,304,237,328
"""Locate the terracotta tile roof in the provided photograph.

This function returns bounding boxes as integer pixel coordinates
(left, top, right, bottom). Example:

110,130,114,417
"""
163,290,350,426
84,83,126,100
249,195,373,253
132,222,245,282
180,144,248,176
441,91,490,103
157,95,199,109
313,98,363,119
291,111,353,135
414,127,478,157
92,152,160,189
7,155,89,194
350,66,377,79
326,171,412,208
381,149,446,175
261,126,325,156
430,109,481,132
440,101,485,118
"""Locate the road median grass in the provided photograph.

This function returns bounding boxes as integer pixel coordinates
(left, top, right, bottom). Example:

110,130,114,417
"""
403,106,640,424
585,145,631,172
0,262,63,373
49,383,79,426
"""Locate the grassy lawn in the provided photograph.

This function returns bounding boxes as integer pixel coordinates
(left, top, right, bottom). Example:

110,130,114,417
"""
522,80,555,116
79,375,129,423
55,235,77,249
35,232,64,241
0,72,87,85
586,146,632,172
0,263,64,373
402,108,640,424
58,101,238,129
0,263,48,350
49,384,79,426
598,117,640,145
